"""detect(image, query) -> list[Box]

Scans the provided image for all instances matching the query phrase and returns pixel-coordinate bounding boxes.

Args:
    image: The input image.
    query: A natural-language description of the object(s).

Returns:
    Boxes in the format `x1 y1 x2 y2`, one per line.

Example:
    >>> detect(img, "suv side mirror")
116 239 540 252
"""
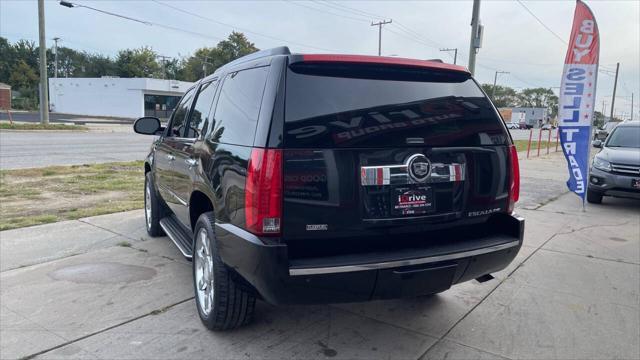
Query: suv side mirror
592 139 602 148
134 117 163 135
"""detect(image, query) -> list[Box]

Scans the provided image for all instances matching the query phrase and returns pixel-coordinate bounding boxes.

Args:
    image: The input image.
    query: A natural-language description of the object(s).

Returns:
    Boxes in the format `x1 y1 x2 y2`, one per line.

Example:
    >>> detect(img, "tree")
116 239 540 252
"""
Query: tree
9 60 38 90
115 47 160 78
181 32 259 81
212 32 259 67
162 57 183 80
181 48 211 81
12 40 39 71
481 84 518 108
593 111 605 128
8 60 39 109
82 53 118 77
516 88 559 117
0 37 14 83
2 31 258 86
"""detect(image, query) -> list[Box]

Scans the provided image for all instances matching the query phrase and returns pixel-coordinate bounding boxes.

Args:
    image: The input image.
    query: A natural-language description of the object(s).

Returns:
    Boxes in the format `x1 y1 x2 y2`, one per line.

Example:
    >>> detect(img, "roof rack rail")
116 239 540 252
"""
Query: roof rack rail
217 46 291 72
425 59 444 63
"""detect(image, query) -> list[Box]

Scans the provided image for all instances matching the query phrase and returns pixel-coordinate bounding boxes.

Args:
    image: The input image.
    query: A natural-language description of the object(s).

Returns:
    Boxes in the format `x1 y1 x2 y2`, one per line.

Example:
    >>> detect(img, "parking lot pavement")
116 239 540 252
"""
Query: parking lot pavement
0 154 638 360
508 128 558 141
0 129 151 169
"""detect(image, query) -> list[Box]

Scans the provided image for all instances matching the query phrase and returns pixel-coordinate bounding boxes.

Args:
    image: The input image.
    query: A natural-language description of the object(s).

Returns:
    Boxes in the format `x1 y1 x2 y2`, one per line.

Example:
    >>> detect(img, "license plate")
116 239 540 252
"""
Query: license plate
632 179 640 189
391 186 434 216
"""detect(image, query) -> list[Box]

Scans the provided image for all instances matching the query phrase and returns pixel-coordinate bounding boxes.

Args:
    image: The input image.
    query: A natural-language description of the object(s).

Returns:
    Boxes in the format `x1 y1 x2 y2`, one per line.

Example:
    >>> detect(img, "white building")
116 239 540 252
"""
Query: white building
49 77 194 119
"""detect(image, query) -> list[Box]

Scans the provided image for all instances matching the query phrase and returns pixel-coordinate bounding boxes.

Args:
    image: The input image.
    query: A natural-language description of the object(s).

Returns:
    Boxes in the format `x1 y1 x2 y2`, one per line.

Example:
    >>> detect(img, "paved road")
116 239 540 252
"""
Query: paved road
0 126 554 170
0 131 153 169
1 152 638 360
0 111 132 124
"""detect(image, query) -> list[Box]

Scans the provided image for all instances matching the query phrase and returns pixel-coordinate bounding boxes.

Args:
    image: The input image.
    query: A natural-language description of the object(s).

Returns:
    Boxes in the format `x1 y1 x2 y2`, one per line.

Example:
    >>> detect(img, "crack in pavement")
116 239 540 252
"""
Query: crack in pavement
538 247 640 266
77 218 141 242
18 298 194 360
415 219 633 359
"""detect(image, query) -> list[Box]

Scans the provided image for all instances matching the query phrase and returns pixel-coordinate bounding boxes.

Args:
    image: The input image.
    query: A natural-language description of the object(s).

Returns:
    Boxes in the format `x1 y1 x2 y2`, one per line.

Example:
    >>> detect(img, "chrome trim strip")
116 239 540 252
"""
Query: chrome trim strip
157 184 188 206
289 240 520 276
361 162 465 186
159 220 192 259
610 163 640 175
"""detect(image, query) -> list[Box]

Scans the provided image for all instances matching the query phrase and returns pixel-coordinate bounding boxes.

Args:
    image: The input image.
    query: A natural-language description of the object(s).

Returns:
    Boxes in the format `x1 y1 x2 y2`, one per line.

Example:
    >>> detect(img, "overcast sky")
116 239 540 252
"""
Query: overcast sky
1 0 638 119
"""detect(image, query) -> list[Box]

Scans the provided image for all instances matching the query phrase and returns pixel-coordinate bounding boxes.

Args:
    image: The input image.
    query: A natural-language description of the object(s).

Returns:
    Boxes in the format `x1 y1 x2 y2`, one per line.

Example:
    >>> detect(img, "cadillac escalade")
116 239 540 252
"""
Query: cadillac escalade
133 47 525 330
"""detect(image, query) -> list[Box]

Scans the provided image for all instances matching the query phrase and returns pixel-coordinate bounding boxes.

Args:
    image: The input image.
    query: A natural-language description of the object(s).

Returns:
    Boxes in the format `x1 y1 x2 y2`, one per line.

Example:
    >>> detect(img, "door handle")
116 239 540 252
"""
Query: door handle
185 158 198 168
167 154 175 161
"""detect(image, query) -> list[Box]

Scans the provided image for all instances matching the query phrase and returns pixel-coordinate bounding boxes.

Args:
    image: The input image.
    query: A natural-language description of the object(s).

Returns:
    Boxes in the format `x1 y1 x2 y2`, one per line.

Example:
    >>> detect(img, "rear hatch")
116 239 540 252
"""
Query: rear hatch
280 57 514 259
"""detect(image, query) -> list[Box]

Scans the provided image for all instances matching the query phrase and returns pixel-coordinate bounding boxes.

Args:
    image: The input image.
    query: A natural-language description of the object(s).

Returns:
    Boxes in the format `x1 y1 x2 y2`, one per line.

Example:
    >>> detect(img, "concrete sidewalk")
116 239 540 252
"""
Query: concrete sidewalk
1 152 638 360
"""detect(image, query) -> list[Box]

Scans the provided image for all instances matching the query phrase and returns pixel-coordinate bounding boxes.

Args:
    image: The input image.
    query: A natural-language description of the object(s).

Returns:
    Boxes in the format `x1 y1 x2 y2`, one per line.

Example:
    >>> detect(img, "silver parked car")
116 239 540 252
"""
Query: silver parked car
593 121 620 141
588 121 640 203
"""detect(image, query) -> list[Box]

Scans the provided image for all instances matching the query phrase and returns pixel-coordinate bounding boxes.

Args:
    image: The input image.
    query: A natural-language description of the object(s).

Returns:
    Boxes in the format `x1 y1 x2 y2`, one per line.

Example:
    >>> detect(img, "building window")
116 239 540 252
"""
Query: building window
144 94 181 119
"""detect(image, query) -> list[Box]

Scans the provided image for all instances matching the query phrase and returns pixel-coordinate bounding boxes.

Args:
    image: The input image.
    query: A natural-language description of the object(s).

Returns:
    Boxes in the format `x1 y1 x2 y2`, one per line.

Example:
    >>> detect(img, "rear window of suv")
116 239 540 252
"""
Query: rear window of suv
284 63 508 148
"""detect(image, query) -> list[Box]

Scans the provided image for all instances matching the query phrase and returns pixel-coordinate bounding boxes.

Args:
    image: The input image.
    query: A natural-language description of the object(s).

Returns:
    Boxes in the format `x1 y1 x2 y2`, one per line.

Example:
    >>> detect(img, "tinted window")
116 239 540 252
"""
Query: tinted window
186 80 219 138
168 87 196 137
606 126 640 148
604 122 618 132
211 66 269 145
285 66 508 148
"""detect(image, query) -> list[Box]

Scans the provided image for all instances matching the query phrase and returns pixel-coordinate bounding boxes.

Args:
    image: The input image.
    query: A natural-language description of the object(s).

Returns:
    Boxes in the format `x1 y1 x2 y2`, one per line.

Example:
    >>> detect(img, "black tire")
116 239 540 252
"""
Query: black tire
587 188 603 204
144 172 165 237
193 212 256 331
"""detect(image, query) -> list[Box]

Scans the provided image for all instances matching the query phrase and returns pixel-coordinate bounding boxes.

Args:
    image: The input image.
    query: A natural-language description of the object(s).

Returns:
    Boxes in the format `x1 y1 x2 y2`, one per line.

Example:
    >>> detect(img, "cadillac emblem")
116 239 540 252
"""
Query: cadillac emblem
406 154 432 183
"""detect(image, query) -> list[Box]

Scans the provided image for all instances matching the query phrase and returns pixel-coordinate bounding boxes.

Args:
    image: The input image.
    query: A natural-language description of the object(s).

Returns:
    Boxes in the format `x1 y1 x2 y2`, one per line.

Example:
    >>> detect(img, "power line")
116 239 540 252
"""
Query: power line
285 0 370 23
392 22 443 48
290 0 443 51
60 1 151 25
385 27 438 50
59 1 225 42
152 0 338 52
515 0 567 45
315 0 441 47
322 1 385 20
312 0 377 20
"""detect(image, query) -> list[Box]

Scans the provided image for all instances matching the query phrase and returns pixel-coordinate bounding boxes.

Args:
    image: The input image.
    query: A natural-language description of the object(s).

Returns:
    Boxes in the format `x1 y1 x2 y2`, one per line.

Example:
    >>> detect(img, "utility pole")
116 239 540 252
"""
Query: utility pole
38 0 49 124
602 100 607 117
156 55 170 79
371 19 392 56
202 55 213 77
609 62 619 122
631 93 634 121
468 0 481 75
491 71 509 101
439 48 458 64
53 37 60 78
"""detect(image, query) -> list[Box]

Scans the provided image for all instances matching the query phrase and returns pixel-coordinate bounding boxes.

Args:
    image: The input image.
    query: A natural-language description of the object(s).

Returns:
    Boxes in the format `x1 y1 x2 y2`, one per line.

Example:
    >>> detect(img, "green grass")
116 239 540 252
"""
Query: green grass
0 161 144 231
0 122 88 131
513 140 559 153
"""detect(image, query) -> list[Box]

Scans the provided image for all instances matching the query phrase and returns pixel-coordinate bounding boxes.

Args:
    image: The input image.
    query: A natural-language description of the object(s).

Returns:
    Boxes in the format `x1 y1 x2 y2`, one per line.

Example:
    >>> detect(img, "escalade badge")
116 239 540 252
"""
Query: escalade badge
407 154 432 183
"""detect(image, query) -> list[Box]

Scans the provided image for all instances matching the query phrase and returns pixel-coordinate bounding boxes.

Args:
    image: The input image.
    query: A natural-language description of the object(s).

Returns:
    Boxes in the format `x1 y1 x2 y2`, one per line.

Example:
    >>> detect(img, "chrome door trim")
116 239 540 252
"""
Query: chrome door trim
158 184 188 206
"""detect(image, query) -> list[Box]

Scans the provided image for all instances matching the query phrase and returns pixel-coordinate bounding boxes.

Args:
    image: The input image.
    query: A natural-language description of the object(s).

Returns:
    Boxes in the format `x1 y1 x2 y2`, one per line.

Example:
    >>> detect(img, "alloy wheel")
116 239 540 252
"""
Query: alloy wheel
195 228 214 316
144 180 152 230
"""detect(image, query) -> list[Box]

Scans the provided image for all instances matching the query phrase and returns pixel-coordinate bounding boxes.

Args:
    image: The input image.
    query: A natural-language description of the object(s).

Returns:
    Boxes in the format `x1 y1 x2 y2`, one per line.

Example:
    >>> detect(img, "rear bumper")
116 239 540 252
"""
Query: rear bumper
215 214 524 305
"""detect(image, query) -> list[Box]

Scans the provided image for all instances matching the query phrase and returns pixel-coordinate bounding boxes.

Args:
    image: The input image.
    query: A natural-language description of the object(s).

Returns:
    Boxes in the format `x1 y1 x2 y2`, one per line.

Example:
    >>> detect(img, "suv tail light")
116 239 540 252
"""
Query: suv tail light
245 148 282 236
508 145 520 213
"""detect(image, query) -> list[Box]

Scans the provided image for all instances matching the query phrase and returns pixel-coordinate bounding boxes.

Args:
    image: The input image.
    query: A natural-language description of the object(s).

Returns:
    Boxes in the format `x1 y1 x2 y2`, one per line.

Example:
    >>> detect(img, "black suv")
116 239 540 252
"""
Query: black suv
134 47 525 330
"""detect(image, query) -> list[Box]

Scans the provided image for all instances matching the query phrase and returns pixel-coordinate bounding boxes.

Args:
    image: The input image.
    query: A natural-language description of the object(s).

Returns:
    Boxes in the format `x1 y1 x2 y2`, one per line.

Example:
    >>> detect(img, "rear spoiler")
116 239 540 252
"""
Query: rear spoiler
290 54 470 74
